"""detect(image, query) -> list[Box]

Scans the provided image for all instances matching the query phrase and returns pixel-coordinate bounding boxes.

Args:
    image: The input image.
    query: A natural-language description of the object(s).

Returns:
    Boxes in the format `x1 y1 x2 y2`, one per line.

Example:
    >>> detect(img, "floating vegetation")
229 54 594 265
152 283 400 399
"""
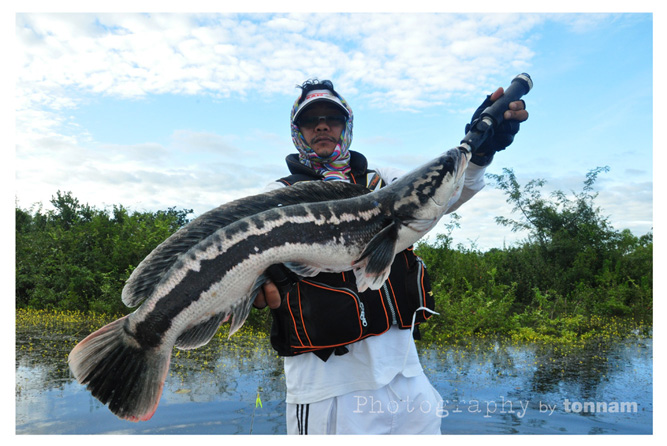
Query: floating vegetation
15 308 285 401
16 308 651 395
16 308 651 367
507 314 652 347
16 309 121 372
420 306 651 350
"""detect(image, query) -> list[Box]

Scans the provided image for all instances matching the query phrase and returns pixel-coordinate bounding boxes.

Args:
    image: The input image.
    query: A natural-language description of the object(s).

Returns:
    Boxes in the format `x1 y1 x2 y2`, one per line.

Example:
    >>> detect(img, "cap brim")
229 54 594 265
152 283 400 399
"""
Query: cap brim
293 91 349 123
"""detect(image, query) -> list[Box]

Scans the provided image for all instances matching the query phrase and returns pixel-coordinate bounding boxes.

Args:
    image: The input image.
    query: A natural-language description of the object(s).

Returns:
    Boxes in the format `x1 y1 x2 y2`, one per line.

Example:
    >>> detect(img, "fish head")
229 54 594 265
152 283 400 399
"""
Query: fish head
390 147 470 244
422 147 469 208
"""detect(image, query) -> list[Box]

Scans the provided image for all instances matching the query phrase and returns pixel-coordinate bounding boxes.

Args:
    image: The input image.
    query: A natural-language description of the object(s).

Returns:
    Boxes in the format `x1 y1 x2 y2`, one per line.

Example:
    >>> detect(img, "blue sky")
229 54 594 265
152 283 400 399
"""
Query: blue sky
13 10 656 251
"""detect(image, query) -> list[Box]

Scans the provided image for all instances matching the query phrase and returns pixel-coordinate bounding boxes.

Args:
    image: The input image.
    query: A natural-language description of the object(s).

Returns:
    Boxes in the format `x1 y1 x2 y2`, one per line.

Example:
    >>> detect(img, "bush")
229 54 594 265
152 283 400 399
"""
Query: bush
15 191 193 314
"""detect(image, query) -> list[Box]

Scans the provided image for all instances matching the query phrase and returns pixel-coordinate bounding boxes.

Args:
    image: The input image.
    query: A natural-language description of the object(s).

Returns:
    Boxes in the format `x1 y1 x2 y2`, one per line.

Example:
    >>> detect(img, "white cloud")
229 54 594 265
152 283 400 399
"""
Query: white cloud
16 13 544 111
14 12 650 249
424 187 526 251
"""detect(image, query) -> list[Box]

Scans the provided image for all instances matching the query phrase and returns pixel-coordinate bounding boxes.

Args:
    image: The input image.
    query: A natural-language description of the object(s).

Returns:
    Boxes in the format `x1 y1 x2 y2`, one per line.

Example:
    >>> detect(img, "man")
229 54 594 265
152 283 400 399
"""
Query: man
254 79 528 434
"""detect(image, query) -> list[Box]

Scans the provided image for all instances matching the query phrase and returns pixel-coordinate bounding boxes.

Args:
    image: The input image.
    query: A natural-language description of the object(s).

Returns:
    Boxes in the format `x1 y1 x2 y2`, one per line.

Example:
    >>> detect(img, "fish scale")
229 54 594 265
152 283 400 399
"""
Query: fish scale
68 146 470 421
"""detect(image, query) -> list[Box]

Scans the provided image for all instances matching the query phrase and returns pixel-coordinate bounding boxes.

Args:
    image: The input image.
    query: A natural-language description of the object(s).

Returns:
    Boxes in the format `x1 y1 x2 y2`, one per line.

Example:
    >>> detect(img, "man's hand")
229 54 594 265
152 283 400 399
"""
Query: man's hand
489 87 529 122
254 280 282 309
467 86 529 166
254 264 298 310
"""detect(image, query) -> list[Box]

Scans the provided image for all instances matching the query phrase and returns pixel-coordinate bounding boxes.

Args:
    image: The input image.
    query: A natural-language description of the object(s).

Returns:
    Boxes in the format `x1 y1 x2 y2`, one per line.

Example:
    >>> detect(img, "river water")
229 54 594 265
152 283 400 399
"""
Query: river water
15 321 652 435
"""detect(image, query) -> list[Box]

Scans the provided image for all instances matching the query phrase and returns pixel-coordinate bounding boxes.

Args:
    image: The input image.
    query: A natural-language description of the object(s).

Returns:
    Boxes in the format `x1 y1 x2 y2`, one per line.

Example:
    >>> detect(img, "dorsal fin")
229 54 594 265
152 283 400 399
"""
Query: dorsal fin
122 182 371 307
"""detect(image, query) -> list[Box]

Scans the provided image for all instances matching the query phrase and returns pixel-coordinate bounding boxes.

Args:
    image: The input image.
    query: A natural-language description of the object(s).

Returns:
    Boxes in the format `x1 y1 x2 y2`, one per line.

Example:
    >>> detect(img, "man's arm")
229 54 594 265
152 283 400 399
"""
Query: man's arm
445 162 487 214
446 87 529 213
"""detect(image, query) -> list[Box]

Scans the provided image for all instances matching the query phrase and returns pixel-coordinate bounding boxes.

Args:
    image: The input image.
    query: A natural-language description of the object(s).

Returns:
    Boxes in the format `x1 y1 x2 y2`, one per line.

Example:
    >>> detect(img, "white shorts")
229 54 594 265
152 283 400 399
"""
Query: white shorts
286 372 443 435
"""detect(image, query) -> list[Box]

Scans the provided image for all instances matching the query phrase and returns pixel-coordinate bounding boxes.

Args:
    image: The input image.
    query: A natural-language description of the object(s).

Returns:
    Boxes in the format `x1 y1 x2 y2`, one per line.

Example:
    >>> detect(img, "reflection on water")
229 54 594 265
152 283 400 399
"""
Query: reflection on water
420 336 652 434
16 317 652 435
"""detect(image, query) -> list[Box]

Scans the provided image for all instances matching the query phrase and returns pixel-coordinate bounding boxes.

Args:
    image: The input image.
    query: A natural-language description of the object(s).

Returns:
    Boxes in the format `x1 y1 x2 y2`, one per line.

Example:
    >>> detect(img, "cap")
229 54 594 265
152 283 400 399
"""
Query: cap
293 89 349 123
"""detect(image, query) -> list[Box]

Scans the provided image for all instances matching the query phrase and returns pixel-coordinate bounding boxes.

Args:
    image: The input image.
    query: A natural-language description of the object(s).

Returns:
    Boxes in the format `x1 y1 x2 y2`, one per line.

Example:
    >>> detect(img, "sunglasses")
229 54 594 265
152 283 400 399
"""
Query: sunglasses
295 115 347 129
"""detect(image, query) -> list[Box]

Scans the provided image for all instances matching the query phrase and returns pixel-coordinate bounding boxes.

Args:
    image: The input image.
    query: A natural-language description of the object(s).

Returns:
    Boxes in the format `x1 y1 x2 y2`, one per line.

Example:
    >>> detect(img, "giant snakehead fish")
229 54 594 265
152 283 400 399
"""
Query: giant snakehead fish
68 146 470 421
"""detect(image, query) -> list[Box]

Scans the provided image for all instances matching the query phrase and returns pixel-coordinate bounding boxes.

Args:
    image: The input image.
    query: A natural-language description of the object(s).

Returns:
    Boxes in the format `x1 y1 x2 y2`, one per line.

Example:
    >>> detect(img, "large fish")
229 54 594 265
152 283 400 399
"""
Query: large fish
68 146 470 421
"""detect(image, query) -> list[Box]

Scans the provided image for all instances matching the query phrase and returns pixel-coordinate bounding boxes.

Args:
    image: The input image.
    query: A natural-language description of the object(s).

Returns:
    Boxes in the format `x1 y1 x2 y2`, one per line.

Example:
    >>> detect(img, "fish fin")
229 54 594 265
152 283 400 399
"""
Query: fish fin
68 315 171 422
284 262 323 278
227 274 267 337
353 221 399 292
175 312 227 350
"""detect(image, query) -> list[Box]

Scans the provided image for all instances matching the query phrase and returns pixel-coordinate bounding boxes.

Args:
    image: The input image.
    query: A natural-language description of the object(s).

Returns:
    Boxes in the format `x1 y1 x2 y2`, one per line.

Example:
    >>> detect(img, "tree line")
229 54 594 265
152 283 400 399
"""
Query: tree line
16 191 193 314
15 169 652 337
415 167 652 338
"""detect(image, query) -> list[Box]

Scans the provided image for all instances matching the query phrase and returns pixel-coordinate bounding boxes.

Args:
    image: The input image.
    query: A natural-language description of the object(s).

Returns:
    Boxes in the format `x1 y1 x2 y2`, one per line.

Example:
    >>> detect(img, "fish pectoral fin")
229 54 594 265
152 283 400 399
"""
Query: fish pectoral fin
353 266 393 293
227 274 267 337
353 221 398 292
178 274 268 347
175 312 227 350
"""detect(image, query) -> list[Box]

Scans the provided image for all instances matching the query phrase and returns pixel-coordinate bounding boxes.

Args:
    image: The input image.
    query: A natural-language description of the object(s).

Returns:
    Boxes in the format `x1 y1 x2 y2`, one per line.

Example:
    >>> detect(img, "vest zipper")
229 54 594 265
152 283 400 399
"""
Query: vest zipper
382 283 398 325
358 301 368 327
416 257 425 306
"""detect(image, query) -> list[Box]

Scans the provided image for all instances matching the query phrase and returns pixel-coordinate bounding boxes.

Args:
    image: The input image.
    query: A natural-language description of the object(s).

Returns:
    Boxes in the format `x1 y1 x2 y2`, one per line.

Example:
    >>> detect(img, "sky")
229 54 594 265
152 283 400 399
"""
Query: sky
11 8 657 252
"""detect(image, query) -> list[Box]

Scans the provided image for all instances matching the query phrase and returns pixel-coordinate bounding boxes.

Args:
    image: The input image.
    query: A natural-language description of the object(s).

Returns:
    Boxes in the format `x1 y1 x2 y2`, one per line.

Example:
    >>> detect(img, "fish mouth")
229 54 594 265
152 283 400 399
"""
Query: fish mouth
454 146 470 177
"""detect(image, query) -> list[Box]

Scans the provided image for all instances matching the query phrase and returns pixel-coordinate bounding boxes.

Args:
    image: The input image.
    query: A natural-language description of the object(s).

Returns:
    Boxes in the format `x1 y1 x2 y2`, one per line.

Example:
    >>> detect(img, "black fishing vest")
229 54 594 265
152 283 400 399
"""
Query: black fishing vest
269 152 435 361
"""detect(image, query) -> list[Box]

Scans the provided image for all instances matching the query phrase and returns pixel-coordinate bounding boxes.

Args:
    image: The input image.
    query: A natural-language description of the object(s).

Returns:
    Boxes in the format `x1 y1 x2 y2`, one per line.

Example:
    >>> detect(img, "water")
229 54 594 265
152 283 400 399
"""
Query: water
419 337 653 434
15 321 652 435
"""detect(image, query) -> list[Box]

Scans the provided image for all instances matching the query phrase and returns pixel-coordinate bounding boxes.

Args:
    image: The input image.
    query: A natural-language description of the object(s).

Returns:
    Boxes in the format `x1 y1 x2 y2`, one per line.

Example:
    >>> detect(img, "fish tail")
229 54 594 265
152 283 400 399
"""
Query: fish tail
67 315 171 422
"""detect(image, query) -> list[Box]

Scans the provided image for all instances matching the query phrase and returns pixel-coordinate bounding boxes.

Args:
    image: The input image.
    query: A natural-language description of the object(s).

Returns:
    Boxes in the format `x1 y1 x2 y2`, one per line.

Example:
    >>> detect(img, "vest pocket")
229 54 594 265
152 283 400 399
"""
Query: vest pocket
387 251 435 328
286 279 390 353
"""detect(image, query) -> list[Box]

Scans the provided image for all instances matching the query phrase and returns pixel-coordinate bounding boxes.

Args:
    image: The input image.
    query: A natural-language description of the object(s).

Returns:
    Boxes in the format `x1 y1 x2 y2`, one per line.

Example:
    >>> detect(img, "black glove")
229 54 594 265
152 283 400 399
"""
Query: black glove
265 264 299 296
465 95 523 166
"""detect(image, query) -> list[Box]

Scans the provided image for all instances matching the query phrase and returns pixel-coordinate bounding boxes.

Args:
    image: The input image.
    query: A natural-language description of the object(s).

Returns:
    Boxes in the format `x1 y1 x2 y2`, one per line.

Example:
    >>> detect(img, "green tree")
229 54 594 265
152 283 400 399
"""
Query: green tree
15 192 193 314
487 167 652 319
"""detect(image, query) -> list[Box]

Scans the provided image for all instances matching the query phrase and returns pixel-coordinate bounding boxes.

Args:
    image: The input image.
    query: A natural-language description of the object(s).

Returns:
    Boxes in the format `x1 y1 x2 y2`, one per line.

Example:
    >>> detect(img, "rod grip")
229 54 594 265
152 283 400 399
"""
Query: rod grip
460 73 533 154
480 73 533 126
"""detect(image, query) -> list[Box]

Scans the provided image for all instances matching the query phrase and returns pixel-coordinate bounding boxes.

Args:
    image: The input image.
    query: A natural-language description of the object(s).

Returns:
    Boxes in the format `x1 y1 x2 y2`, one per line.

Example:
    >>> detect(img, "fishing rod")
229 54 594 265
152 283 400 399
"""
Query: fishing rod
460 73 533 154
